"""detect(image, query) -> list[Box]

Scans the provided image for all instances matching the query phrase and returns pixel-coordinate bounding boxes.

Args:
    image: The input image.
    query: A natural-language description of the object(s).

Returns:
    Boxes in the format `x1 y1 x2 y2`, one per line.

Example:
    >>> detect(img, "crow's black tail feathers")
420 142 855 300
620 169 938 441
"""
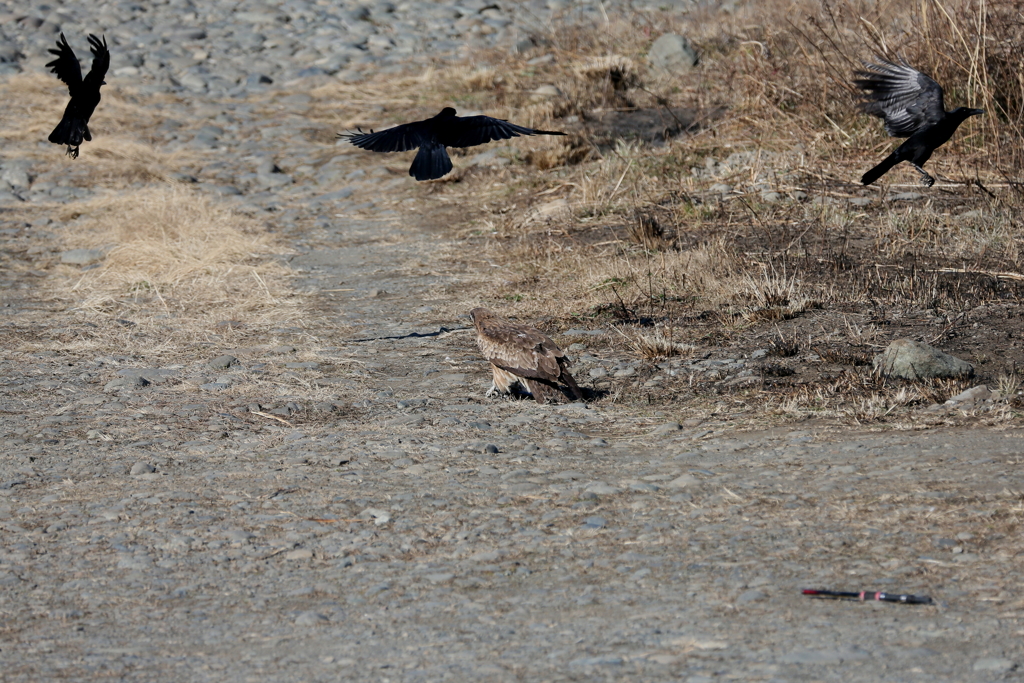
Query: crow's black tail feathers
861 152 898 186
410 142 453 181
49 116 89 147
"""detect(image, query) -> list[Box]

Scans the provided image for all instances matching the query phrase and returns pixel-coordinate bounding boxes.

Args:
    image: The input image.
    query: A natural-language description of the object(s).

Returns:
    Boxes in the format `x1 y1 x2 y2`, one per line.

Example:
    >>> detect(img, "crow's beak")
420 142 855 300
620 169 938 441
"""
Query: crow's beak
970 108 985 116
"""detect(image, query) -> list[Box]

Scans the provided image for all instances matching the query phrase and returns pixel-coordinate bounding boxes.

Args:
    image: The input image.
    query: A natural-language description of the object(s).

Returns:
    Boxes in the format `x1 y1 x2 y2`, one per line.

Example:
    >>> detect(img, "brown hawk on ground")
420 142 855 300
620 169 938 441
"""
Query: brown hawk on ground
469 307 584 404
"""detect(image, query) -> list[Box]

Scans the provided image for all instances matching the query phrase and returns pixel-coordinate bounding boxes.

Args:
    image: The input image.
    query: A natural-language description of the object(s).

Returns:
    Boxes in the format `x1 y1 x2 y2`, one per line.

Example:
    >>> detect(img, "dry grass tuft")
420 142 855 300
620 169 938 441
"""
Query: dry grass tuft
51 186 297 320
461 67 502 91
627 209 667 250
743 266 799 309
618 327 699 360
79 138 201 187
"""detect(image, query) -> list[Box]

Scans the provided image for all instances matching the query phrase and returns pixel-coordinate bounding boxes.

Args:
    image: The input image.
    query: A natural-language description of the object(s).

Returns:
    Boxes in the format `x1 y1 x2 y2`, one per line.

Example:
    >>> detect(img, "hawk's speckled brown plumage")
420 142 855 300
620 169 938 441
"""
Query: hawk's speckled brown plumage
469 307 583 404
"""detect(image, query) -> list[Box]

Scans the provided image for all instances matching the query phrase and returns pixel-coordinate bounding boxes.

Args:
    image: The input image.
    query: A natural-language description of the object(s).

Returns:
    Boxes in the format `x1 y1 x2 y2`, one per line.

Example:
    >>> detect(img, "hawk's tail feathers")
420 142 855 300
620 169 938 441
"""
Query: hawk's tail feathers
561 369 584 402
523 378 562 405
410 142 453 181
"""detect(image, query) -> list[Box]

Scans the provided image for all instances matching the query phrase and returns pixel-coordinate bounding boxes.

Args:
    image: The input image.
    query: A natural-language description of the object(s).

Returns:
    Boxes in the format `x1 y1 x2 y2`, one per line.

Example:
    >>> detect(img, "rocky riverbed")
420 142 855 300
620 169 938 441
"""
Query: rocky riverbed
2 1 1023 681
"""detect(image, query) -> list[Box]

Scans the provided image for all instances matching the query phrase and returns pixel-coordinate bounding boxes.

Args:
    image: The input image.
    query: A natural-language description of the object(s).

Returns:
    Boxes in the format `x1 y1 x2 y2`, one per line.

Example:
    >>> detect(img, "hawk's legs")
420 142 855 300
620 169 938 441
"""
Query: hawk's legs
913 164 935 187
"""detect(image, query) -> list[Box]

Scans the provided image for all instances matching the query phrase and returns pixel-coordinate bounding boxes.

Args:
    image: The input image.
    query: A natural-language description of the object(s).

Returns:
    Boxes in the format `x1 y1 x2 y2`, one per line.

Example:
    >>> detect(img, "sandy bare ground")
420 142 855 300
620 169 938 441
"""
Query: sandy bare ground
2 2 1024 679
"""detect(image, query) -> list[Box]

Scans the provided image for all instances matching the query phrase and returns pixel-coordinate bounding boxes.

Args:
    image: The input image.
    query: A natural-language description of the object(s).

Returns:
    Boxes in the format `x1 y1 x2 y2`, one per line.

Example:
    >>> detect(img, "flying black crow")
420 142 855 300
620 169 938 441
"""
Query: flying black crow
855 57 983 187
46 33 109 159
338 107 566 181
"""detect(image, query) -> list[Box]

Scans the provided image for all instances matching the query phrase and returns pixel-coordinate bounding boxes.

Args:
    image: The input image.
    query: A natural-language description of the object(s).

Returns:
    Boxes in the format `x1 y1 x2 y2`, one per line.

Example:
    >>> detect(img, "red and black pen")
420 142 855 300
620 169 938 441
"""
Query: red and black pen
803 589 933 605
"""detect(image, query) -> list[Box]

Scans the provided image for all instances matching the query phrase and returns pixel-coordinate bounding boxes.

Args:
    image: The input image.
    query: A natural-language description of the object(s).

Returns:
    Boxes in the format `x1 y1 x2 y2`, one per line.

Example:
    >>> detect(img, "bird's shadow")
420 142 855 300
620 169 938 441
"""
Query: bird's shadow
578 386 610 402
497 384 608 404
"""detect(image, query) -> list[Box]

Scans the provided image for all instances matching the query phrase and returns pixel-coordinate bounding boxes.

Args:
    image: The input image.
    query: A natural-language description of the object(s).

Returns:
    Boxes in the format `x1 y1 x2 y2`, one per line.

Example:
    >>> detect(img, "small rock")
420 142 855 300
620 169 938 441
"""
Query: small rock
569 655 624 667
945 384 991 404
467 149 509 169
530 84 563 101
873 339 974 380
781 647 868 664
357 508 391 526
709 183 733 194
103 376 149 392
294 611 329 626
533 198 570 220
60 248 106 266
972 658 1016 673
208 355 238 370
270 345 297 354
1 168 30 189
666 474 700 488
284 548 314 561
582 516 606 529
649 33 698 72
651 422 682 436
737 589 766 604
130 462 156 476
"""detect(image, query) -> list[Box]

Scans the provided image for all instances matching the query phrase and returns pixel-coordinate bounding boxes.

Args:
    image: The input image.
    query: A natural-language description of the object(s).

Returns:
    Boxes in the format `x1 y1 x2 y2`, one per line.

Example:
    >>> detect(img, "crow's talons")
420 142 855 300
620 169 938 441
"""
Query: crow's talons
66 146 80 160
914 166 935 187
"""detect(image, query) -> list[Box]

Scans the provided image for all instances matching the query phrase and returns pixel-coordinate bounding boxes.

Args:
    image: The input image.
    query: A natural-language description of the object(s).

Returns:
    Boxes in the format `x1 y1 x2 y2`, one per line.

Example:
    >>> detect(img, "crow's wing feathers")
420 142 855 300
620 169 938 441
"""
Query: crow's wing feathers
46 33 83 91
341 121 432 153
855 59 945 137
83 34 109 88
445 116 558 148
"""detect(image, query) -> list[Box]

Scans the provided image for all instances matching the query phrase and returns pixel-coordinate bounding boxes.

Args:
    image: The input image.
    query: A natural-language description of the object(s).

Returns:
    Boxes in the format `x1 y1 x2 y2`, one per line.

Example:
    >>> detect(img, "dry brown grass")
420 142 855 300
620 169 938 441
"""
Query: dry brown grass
49 186 299 322
81 138 202 188
398 0 1024 425
0 73 168 146
616 327 699 360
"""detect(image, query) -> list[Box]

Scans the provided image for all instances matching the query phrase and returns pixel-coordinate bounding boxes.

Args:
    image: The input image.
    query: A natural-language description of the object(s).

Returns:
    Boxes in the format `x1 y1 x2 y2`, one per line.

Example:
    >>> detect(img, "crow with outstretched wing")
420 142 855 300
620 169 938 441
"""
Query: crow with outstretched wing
339 107 565 180
855 57 983 187
47 33 109 159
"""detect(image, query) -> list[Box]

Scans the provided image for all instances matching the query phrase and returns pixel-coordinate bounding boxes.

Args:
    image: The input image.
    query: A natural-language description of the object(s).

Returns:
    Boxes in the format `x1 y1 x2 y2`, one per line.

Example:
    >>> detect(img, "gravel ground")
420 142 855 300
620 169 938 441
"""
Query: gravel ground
2 2 1024 681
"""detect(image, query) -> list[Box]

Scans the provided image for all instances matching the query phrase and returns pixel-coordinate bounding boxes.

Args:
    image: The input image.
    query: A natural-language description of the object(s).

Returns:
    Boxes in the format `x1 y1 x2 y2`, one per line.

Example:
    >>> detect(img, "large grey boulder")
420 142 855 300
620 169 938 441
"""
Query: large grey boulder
649 34 698 73
873 339 974 380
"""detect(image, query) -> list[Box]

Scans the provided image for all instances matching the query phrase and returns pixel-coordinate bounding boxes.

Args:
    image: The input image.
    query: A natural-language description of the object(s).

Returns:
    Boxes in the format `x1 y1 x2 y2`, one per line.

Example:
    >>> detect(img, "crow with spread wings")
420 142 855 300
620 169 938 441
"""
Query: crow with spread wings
855 57 983 187
46 33 109 159
339 107 566 181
